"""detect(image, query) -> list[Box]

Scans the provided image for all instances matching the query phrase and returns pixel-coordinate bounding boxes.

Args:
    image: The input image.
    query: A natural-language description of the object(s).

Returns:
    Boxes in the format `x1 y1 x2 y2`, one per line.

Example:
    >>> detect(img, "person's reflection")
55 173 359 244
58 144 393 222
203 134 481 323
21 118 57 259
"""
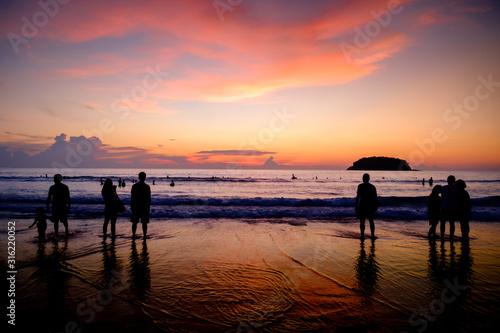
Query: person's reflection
428 240 462 285
27 239 70 331
129 239 151 301
426 239 474 330
100 240 121 287
457 241 473 290
44 239 70 328
354 239 380 304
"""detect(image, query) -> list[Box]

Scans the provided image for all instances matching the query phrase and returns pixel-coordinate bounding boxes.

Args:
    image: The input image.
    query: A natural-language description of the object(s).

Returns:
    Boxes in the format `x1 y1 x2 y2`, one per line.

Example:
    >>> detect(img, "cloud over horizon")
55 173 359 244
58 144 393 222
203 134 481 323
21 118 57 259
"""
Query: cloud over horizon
0 133 288 170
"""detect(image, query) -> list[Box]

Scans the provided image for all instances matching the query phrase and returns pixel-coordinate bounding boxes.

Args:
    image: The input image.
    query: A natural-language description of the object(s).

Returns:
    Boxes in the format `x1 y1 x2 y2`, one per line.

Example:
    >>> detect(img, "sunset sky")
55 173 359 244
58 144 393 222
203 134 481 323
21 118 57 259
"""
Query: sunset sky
1 0 499 170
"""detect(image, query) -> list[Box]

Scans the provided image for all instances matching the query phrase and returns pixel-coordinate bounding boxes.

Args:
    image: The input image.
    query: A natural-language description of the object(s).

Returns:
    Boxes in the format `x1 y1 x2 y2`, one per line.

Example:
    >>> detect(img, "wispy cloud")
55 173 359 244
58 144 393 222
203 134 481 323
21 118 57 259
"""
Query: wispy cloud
0 0 425 102
196 150 276 156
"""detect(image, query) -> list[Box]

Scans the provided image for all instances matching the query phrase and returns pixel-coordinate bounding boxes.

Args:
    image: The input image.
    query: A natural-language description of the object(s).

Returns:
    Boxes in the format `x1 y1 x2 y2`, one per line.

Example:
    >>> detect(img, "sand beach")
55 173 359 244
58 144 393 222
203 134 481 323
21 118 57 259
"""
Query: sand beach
3 217 500 333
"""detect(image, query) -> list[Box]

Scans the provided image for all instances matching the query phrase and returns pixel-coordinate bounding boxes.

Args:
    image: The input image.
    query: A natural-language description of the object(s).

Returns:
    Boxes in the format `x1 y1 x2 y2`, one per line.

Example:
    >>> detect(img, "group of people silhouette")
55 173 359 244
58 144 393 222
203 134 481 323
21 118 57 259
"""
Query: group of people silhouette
32 172 471 243
33 172 152 241
354 173 471 241
100 171 152 240
427 175 471 240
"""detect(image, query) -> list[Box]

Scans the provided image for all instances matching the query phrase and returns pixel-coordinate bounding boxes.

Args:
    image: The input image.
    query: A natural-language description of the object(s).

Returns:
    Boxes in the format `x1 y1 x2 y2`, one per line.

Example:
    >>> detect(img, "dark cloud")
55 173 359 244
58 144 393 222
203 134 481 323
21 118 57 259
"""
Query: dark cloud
4 132 53 141
0 133 232 170
262 156 279 169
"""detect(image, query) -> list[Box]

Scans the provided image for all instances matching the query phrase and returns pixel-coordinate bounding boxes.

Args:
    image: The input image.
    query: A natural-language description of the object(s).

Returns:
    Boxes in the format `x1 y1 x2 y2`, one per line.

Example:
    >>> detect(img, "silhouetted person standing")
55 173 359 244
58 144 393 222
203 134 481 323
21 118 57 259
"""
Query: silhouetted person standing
131 172 151 240
102 178 119 240
46 174 71 237
440 175 460 240
456 179 471 240
355 173 378 239
427 185 442 239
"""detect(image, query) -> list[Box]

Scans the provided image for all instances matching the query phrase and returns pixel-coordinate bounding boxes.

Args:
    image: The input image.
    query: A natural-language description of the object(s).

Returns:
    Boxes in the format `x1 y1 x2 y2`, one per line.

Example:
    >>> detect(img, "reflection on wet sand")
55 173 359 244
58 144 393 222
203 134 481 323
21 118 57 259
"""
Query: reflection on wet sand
100 240 122 288
129 239 151 301
422 239 474 332
354 239 381 306
28 239 71 331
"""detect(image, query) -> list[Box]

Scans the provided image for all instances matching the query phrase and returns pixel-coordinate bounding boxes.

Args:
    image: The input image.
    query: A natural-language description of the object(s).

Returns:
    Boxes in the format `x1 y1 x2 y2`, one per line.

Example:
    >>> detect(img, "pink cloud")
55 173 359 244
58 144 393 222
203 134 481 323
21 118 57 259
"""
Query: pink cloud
2 0 476 102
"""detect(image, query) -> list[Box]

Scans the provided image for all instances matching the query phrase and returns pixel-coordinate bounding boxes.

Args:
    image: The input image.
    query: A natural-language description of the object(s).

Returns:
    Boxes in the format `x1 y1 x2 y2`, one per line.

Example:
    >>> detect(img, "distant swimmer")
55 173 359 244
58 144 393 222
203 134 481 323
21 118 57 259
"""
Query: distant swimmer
152 180 155 185
170 180 175 187
291 174 297 180
422 178 425 186
429 177 433 186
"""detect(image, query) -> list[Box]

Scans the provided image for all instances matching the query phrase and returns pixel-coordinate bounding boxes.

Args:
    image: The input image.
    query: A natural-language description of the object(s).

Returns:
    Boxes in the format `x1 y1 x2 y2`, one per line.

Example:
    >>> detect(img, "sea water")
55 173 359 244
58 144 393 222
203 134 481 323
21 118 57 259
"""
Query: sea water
0 168 499 221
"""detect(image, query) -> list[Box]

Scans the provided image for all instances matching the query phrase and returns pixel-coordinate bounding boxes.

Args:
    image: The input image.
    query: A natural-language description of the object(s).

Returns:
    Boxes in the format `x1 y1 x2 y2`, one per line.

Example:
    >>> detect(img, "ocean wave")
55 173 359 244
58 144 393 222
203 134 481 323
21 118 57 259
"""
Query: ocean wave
2 194 498 207
2 195 499 221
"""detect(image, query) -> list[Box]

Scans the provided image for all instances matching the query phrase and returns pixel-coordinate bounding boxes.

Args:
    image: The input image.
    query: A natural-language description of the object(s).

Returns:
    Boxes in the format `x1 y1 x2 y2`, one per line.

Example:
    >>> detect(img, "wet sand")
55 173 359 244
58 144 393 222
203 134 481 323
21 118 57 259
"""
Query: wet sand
3 218 500 332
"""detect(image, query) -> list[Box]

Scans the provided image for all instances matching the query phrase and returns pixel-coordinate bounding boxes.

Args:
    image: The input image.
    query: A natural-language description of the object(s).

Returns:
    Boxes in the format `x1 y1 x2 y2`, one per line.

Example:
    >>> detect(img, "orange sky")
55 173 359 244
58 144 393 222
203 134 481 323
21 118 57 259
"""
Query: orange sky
0 0 499 170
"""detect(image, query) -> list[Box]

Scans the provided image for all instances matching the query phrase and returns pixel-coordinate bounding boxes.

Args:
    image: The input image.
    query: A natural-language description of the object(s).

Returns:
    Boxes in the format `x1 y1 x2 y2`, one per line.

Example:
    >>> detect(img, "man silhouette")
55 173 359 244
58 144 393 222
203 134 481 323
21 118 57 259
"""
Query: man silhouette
441 175 460 239
355 173 378 239
131 172 151 240
46 174 71 237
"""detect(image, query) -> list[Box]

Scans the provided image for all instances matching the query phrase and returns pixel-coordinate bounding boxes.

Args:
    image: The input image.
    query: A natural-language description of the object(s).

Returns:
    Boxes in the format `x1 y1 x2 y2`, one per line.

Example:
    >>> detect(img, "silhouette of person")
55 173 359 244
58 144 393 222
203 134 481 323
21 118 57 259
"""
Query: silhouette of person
427 185 442 239
291 174 297 180
131 172 151 239
455 179 471 240
46 174 71 237
429 177 433 186
30 207 48 242
170 180 175 187
440 175 460 240
355 173 378 239
102 178 119 240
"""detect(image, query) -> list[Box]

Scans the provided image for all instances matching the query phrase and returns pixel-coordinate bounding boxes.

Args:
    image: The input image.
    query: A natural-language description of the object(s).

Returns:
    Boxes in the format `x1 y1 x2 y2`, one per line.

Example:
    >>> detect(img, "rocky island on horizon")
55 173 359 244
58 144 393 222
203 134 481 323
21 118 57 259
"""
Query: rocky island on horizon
347 156 412 171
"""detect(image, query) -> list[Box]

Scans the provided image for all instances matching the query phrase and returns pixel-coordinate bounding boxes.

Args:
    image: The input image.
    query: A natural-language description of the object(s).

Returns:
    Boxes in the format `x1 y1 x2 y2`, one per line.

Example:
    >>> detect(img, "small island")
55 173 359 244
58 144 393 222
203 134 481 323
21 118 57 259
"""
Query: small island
347 156 412 171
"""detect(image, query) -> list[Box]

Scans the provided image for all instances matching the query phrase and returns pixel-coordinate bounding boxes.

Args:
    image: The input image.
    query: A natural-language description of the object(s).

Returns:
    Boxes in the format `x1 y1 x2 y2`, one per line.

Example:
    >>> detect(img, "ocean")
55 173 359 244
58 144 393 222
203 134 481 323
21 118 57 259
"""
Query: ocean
0 168 499 221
